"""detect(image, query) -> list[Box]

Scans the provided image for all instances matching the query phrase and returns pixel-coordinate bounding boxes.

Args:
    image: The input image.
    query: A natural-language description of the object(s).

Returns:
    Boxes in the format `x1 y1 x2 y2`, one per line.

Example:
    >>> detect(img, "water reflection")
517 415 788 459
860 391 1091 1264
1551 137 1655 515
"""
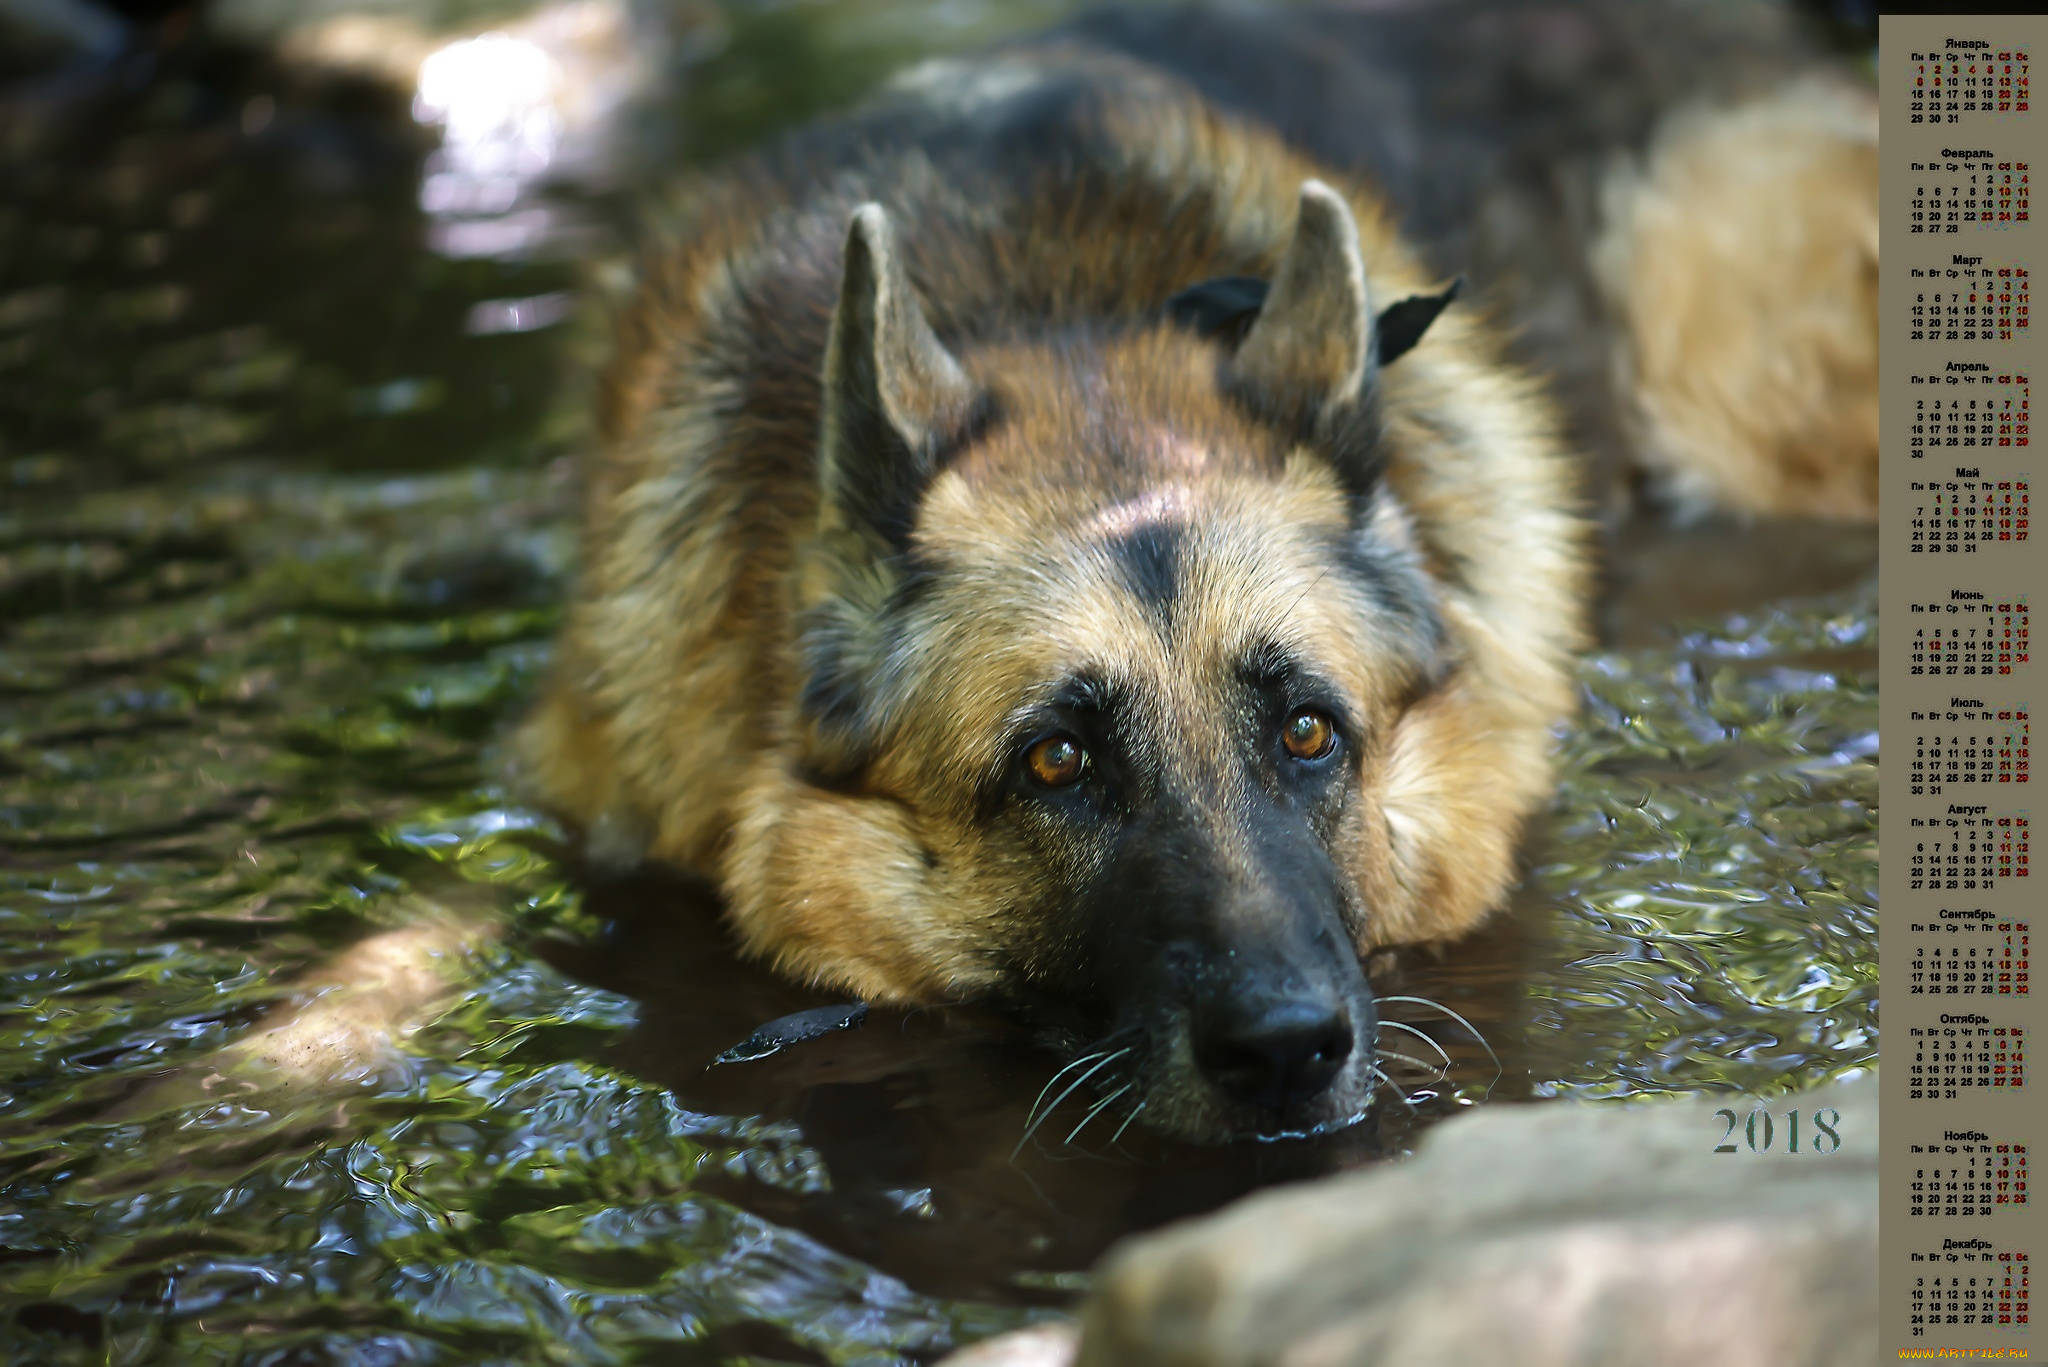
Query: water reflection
466 289 575 335
534 867 1497 1305
410 3 654 261
416 33 563 218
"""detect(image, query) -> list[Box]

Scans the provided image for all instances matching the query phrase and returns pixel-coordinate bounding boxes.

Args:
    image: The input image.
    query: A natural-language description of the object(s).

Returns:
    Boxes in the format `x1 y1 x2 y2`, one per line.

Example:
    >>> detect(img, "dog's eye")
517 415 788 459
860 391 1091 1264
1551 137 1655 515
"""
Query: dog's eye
1282 709 1337 761
1023 733 1089 787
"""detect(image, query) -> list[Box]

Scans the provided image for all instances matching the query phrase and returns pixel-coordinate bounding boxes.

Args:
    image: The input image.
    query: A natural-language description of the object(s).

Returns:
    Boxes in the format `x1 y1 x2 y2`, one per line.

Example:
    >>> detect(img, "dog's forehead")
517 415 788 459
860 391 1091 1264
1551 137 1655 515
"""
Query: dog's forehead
1081 482 1197 539
1128 425 1215 474
932 492 1362 697
923 387 1315 549
946 326 1261 475
923 434 1358 641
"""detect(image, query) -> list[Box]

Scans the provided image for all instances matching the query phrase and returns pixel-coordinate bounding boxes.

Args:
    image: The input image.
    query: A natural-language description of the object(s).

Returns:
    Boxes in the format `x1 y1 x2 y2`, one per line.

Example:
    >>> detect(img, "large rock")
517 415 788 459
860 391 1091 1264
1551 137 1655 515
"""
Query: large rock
947 1081 1876 1367
1084 1081 1876 1367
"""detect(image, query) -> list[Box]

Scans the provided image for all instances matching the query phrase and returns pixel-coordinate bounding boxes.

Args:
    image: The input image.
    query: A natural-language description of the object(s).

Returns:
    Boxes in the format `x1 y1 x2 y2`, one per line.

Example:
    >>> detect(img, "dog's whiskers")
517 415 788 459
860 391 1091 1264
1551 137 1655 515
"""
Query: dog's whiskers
1380 994 1503 1089
1375 1018 1451 1068
1013 1047 1132 1159
1369 1063 1418 1113
1065 1082 1134 1146
1376 1048 1444 1076
1023 1049 1108 1137
1110 1099 1148 1146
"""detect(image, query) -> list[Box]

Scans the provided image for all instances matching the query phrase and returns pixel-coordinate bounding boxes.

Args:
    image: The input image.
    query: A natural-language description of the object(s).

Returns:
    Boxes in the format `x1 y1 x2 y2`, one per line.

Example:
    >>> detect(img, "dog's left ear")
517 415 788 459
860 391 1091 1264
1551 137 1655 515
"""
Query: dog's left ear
1229 180 1377 428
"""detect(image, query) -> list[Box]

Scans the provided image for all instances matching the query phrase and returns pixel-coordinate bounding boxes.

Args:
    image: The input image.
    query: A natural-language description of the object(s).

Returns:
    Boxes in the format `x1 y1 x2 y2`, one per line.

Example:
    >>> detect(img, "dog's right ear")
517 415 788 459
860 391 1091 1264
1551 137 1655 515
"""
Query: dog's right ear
818 203 981 551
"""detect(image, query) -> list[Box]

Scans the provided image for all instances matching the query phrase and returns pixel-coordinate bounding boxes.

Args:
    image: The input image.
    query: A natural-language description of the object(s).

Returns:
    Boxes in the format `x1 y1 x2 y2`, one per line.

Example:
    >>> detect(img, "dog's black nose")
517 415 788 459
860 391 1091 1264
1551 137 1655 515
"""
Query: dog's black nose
1193 996 1353 1112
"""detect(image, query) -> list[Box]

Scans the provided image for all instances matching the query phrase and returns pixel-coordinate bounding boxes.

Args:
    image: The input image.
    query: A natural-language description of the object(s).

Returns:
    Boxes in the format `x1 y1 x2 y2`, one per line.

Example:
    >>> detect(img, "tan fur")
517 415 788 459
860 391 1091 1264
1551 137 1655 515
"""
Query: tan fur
1593 79 1879 520
521 53 1590 1079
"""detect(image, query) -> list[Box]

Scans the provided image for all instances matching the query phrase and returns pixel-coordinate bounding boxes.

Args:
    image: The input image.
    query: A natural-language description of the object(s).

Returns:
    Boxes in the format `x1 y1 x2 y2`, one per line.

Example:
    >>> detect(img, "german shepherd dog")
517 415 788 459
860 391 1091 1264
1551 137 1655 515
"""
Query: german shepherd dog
521 0 1875 1142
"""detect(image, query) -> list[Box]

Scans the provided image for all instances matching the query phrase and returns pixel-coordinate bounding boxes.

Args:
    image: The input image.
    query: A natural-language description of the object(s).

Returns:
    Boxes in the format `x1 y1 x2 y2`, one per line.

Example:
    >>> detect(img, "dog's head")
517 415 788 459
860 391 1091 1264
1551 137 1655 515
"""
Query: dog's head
749 183 1468 1142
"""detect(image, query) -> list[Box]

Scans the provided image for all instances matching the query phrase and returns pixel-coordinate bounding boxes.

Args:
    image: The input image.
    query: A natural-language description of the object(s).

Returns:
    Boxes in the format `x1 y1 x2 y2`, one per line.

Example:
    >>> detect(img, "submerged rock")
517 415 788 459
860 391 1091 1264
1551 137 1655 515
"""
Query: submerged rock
949 1079 1876 1367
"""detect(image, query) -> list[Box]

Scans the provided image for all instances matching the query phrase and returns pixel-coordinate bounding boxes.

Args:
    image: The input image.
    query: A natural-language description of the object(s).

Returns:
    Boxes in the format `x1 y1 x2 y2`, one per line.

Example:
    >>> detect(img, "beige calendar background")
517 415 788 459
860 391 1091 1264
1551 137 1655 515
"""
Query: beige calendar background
1884 15 2045 1359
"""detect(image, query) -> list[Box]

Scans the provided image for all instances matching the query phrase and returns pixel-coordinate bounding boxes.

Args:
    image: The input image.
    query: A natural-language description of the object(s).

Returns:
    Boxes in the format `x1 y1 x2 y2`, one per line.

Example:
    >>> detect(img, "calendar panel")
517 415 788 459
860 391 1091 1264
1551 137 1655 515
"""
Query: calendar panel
1907 370 2028 457
1886 22 2046 1355
1908 261 2030 344
1906 913 2032 998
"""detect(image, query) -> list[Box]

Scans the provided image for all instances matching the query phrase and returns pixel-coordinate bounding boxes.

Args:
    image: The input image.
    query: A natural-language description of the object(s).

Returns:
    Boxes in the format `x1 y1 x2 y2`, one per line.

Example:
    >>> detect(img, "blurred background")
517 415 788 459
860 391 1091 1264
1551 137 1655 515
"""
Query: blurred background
0 2 1878 1363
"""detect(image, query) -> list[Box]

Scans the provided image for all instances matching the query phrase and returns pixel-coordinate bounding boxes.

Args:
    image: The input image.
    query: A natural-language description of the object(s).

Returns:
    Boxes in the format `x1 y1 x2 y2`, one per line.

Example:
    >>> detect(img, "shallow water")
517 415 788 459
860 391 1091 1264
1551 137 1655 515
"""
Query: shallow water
1 7 1875 1362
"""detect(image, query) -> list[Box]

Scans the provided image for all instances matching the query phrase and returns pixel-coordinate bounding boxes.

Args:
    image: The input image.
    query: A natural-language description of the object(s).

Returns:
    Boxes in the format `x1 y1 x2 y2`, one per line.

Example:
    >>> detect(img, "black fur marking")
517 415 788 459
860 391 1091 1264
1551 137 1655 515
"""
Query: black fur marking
929 389 1004 481
1165 275 1269 344
798 551 941 773
1165 274 1459 367
1373 278 1461 366
792 757 868 796
835 389 1001 555
799 631 871 735
1049 674 1118 716
1323 525 1450 688
1110 520 1184 621
976 673 1127 823
1313 391 1393 506
1237 644 1358 750
1237 638 1301 691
